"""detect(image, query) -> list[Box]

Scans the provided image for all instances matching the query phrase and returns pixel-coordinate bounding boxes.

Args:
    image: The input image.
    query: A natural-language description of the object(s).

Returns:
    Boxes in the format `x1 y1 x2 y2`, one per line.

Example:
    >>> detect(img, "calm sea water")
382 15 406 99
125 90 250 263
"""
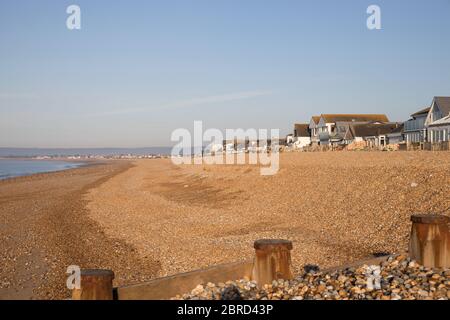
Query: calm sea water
0 159 84 180
0 147 172 157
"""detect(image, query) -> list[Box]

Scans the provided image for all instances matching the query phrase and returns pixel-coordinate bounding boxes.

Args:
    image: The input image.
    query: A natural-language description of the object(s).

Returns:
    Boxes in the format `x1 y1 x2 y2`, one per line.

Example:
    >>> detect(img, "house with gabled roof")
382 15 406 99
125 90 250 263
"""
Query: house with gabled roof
404 97 450 145
316 114 390 145
344 122 402 149
308 116 321 146
425 97 450 143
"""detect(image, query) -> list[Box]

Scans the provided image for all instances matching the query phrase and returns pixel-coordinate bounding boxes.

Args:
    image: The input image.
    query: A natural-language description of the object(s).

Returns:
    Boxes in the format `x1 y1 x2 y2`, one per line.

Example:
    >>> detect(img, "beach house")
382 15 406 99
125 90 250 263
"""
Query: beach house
316 114 390 146
404 107 430 143
308 116 321 146
386 124 404 145
404 97 450 145
344 122 402 149
424 97 450 143
428 115 450 144
293 124 311 149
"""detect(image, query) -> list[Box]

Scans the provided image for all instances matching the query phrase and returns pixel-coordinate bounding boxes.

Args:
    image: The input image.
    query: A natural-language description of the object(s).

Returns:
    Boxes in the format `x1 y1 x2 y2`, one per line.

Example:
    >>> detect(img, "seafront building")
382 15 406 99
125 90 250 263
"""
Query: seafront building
343 122 402 149
302 113 396 148
292 124 311 148
404 107 430 143
290 96 450 151
403 96 450 145
308 116 321 146
424 97 450 143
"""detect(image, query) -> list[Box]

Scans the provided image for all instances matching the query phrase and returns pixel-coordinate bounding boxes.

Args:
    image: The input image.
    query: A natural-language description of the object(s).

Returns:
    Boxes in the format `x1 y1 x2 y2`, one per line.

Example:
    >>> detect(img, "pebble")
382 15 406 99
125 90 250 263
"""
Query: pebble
173 257 450 300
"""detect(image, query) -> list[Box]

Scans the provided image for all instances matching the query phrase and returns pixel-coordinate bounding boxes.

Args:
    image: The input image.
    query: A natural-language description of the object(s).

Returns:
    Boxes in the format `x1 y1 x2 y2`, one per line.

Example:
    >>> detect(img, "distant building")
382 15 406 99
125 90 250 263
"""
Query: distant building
386 124 404 145
316 114 390 146
425 97 450 143
428 115 450 143
404 107 430 143
293 123 311 148
345 122 402 149
404 97 450 144
308 116 321 146
286 134 294 145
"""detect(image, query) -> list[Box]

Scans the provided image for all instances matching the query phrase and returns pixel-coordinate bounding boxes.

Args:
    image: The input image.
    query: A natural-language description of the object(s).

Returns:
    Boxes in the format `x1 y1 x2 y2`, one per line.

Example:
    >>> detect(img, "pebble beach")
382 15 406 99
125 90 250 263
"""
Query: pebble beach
174 255 450 300
1 151 450 299
85 152 450 279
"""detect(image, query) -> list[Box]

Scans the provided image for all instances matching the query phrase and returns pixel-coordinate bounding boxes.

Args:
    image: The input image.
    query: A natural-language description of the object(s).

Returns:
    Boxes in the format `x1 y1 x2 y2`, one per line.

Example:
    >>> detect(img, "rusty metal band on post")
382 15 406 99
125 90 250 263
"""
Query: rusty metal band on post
252 239 293 286
409 214 450 268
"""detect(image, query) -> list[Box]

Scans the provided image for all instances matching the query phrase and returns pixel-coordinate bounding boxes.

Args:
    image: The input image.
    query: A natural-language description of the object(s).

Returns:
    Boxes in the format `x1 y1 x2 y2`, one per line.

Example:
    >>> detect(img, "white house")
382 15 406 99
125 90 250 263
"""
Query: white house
425 97 450 143
308 116 321 146
428 115 450 143
293 123 311 149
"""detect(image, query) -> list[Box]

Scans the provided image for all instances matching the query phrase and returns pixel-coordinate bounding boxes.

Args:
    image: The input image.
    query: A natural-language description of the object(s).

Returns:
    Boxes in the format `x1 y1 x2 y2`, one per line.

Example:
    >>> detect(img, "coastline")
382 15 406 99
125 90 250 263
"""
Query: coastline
2 152 450 300
0 160 160 300
0 158 94 182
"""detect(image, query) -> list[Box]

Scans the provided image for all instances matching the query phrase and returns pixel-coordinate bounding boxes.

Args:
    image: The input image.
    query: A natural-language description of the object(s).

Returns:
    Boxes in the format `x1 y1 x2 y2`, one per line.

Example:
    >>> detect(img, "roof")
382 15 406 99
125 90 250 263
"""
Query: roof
311 116 321 124
386 123 404 135
294 123 310 137
320 114 389 123
411 107 431 117
343 127 354 140
350 123 401 137
434 97 450 116
389 123 404 134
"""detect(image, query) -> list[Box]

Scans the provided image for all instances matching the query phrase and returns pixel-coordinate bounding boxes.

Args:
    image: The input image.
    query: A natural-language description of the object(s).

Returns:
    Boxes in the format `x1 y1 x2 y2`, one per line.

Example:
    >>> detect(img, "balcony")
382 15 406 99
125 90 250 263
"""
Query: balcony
404 119 425 132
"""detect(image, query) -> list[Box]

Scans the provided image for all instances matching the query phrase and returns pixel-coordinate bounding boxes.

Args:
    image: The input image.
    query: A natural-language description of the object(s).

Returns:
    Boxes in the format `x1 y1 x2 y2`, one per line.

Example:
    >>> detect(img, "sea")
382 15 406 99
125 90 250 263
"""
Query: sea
0 147 174 180
0 159 84 180
0 147 173 158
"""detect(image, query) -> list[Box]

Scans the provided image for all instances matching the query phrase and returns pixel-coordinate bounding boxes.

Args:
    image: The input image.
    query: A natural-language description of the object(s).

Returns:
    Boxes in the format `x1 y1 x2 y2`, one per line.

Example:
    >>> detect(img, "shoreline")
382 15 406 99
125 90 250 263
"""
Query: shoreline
0 160 161 300
0 159 101 182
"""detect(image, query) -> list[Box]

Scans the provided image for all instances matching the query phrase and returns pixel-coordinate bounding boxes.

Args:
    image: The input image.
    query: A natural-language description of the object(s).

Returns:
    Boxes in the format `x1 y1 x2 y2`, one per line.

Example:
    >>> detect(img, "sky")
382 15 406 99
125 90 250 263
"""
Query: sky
1 0 450 148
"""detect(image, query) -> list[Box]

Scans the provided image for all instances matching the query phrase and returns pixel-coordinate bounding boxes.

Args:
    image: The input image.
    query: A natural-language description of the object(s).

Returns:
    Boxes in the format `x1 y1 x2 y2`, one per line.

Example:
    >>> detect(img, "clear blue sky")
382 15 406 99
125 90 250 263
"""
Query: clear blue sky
1 0 450 147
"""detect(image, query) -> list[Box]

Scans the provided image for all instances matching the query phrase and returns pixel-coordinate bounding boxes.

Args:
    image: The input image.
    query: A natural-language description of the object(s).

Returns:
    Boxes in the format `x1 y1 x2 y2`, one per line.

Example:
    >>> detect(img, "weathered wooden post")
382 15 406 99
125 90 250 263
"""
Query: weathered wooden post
252 239 293 286
409 214 450 268
72 269 115 300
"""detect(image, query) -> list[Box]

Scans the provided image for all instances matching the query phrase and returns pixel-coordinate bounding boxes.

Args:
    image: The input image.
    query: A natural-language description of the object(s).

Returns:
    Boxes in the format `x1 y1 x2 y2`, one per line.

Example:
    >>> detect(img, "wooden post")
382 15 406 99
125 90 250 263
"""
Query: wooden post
409 214 450 268
252 239 293 286
72 269 115 300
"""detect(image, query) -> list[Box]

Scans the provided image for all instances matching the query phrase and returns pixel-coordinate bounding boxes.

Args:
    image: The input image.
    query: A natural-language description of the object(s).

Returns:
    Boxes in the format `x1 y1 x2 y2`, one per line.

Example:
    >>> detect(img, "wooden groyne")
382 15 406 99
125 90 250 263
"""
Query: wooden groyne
70 214 450 300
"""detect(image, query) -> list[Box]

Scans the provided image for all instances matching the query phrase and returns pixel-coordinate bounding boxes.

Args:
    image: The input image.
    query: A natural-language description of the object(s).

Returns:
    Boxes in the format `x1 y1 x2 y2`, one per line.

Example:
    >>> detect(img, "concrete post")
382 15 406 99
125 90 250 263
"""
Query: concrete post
72 269 115 300
252 239 293 286
409 214 450 268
